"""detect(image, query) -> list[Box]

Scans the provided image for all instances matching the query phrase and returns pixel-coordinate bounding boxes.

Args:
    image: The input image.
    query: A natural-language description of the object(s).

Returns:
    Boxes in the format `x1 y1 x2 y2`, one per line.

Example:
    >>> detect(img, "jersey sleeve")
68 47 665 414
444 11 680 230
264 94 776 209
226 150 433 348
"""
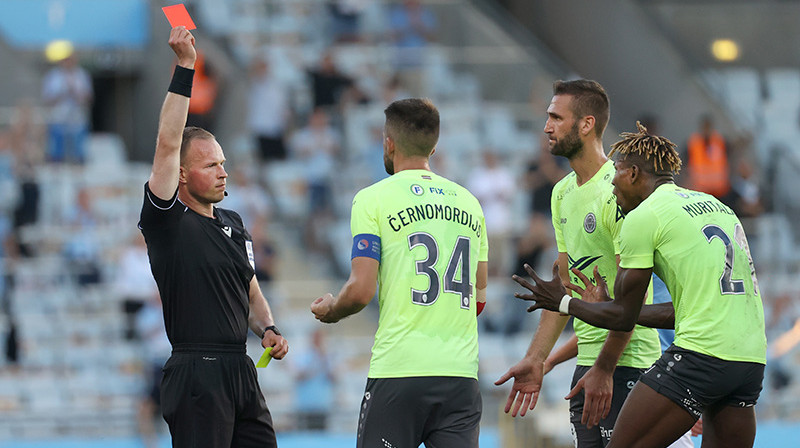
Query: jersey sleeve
478 210 489 263
602 193 625 255
618 206 658 269
138 182 182 230
551 182 566 253
350 188 381 261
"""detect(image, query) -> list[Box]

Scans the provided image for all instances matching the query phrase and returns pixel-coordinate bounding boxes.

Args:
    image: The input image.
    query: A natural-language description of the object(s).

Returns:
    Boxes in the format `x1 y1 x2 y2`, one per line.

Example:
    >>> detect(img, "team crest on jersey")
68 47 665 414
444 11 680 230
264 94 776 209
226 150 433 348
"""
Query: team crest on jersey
410 184 424 196
584 213 596 233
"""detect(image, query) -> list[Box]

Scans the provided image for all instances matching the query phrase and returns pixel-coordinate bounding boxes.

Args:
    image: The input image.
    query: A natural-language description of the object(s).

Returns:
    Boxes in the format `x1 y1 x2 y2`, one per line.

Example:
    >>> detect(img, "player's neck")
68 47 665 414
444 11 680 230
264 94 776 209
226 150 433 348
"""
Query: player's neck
393 157 431 174
569 140 607 186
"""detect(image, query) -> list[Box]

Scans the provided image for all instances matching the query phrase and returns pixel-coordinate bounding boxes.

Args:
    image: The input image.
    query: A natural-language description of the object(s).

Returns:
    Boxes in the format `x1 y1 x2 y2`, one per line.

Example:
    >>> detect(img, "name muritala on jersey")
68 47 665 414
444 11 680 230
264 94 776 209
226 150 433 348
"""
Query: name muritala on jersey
679 195 735 218
387 202 483 238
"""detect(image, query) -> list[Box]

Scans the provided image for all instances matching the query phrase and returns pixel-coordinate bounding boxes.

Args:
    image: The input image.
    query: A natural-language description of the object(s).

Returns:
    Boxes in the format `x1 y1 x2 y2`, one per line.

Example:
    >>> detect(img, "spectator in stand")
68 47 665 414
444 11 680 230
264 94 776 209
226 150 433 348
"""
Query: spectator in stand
116 233 159 339
185 51 219 133
684 114 732 205
289 108 341 255
730 158 764 219
41 50 93 164
63 188 103 286
513 135 566 278
468 151 515 277
221 165 272 230
307 51 356 111
387 0 436 67
135 293 171 448
326 0 366 43
248 57 291 163
292 328 336 431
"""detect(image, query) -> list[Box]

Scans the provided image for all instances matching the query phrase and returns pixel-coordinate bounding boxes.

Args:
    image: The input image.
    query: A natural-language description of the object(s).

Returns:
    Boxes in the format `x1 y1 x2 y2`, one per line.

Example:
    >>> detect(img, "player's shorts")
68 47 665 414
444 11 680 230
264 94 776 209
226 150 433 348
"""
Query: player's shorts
569 365 644 448
161 344 277 448
356 376 481 448
639 345 764 419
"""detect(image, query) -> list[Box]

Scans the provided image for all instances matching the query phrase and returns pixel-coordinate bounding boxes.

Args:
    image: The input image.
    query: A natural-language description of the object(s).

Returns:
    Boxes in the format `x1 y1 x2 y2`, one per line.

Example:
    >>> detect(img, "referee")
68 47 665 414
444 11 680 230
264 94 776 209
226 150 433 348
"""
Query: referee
138 27 289 448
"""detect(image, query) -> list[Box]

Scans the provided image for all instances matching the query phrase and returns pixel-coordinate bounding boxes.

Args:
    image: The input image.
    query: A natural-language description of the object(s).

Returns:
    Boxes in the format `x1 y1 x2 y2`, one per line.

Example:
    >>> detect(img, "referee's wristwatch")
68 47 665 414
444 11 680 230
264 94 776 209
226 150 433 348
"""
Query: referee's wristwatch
261 325 281 339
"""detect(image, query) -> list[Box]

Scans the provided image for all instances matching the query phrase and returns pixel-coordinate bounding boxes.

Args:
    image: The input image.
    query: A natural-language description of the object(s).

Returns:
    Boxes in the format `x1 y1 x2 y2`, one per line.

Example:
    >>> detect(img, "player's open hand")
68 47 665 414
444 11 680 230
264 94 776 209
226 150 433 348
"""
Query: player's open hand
512 263 567 313
566 266 612 304
262 330 288 360
564 364 612 428
494 356 544 417
311 293 339 323
168 26 196 68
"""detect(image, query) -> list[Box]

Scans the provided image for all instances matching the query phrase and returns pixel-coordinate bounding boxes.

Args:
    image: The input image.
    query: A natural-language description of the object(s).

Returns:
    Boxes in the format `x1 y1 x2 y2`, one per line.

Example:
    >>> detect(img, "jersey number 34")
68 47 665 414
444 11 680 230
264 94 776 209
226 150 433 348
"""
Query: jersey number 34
408 232 472 309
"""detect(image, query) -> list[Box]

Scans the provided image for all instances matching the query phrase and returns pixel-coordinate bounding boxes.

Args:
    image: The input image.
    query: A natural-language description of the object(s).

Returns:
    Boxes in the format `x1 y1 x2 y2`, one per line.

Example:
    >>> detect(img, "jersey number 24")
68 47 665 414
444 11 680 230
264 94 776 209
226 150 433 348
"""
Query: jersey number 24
702 223 759 296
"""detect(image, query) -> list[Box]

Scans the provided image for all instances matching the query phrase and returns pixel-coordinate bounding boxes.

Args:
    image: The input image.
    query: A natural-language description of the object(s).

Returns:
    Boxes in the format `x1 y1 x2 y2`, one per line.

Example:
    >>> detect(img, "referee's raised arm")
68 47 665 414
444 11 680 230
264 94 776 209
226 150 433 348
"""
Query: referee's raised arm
149 26 196 201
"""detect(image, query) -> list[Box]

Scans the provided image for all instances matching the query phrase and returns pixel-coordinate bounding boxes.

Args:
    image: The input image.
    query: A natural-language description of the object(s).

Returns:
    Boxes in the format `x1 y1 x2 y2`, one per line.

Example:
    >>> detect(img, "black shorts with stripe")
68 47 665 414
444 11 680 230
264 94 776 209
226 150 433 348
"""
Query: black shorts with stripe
639 345 764 419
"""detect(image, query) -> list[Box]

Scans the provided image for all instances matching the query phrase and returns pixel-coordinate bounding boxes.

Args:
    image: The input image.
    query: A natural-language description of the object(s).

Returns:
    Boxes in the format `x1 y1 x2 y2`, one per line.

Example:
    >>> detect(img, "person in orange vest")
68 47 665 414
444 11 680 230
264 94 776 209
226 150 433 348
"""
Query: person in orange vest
185 51 218 132
685 115 731 202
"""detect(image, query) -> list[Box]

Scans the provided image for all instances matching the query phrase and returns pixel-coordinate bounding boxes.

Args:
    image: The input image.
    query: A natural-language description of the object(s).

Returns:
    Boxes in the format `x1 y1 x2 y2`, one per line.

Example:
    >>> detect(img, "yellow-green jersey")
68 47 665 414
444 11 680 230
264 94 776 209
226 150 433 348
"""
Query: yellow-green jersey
619 184 766 364
552 160 661 368
350 169 488 379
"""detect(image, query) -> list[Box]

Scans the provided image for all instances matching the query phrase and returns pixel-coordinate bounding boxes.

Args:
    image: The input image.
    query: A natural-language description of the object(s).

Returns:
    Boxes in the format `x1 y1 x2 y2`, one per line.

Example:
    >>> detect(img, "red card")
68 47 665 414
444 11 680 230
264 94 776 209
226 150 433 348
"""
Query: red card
162 4 197 30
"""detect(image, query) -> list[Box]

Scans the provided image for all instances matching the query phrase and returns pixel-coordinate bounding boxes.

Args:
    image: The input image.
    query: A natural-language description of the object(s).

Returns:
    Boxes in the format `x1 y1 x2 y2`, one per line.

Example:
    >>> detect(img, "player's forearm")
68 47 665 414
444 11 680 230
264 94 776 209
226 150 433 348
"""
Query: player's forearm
525 310 570 362
636 303 675 329
594 329 633 372
329 279 373 321
567 299 638 332
547 334 578 368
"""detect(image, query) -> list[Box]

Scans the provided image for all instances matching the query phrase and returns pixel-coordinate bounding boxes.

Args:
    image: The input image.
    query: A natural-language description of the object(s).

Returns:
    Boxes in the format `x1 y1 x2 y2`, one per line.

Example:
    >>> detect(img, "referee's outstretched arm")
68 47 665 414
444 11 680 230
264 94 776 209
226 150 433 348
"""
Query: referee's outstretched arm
149 26 196 201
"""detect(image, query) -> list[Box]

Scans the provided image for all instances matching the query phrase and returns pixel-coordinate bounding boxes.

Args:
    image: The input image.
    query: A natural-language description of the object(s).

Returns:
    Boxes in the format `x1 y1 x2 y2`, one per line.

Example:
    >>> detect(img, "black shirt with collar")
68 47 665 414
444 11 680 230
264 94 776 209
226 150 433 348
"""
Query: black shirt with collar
138 183 255 347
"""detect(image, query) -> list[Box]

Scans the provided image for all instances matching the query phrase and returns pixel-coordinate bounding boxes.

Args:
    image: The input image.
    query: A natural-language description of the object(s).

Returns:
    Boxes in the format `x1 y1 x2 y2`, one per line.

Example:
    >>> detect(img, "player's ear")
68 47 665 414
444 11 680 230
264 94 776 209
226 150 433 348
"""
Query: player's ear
580 115 596 137
629 163 640 184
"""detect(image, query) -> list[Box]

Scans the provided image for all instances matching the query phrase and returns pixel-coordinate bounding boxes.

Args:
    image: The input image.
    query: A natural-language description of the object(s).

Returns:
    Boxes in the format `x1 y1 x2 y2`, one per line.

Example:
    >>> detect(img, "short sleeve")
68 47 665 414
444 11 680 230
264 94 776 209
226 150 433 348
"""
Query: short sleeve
551 184 566 253
350 189 379 237
479 213 489 263
138 182 181 230
602 193 624 255
618 207 657 269
350 189 381 261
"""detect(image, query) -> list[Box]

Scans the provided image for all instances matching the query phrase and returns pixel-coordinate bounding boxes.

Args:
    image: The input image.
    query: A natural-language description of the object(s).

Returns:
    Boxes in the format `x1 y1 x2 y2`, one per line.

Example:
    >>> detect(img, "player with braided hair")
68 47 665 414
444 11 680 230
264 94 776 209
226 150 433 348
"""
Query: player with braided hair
513 122 766 447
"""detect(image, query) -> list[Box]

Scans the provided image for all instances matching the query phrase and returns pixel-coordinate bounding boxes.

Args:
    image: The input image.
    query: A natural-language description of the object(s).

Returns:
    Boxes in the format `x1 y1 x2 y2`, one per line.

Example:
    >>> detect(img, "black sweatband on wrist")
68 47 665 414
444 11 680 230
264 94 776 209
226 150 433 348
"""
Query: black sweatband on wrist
168 65 194 97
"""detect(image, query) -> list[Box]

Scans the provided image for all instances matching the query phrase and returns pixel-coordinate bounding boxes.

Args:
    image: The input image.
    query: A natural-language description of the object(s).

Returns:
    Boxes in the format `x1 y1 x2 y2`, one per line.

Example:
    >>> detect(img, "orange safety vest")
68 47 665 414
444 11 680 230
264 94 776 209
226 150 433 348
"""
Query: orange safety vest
188 53 217 116
687 131 730 198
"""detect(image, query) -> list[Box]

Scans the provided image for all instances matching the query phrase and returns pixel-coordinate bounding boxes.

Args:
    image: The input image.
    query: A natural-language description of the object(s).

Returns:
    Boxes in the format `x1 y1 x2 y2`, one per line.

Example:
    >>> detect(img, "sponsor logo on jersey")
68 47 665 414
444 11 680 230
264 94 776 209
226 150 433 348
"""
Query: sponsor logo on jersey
615 205 624 222
584 212 596 233
222 225 232 238
410 184 424 196
568 254 603 272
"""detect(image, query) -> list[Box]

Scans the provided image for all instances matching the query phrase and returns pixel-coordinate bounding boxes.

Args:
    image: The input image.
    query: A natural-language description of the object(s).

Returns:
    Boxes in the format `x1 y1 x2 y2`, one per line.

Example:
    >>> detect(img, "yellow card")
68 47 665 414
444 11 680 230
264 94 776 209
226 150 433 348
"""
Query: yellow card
256 347 273 368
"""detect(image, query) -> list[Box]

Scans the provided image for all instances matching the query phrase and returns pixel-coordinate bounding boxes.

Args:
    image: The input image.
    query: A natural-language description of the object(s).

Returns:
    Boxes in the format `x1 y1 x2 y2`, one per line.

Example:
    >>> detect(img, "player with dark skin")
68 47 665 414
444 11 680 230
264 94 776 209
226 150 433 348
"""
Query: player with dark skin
513 123 764 448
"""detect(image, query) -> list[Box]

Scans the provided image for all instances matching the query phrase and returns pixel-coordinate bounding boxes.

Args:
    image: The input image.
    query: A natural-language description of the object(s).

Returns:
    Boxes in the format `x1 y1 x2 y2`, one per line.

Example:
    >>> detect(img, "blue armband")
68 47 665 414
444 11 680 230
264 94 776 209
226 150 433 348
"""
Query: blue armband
351 234 381 261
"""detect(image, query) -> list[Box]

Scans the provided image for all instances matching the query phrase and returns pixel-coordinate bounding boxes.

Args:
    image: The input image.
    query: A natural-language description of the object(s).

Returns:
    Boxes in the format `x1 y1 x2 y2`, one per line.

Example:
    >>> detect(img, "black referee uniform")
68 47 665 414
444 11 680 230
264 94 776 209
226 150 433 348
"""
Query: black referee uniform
139 183 277 448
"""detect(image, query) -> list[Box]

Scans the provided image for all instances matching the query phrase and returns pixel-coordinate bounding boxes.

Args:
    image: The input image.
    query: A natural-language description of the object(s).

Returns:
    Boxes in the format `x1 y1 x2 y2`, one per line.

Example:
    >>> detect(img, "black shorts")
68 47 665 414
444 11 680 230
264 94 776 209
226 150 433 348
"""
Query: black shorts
161 344 276 448
639 345 764 419
569 365 644 448
357 376 481 448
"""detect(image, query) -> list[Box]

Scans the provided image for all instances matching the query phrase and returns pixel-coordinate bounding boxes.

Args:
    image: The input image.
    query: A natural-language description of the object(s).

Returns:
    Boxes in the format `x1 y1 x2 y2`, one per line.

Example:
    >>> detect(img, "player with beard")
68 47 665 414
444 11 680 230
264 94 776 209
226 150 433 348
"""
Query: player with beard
496 80 661 447
514 122 765 447
311 98 488 448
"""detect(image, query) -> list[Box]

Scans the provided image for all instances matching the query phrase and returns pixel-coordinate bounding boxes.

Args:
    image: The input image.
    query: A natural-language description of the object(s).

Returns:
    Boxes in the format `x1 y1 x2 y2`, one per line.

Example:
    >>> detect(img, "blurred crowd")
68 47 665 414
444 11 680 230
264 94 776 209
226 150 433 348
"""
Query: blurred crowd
0 0 798 441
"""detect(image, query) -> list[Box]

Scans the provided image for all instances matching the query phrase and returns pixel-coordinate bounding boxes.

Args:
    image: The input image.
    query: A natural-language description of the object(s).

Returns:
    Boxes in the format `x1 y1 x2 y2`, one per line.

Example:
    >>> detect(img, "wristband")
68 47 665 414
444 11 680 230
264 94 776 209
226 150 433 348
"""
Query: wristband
558 294 572 314
168 65 194 97
261 325 281 338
